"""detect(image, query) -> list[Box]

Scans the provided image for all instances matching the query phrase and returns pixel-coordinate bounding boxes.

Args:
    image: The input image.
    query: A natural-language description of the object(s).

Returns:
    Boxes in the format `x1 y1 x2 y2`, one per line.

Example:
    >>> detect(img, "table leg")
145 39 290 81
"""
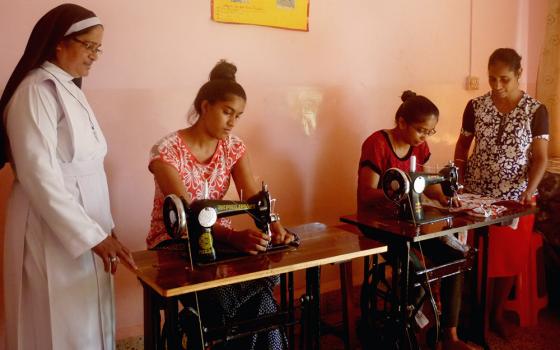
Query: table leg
473 227 490 349
397 241 415 349
280 273 296 350
143 283 160 350
164 297 181 350
340 261 357 350
389 245 401 347
289 272 295 350
281 273 287 311
359 255 374 330
304 266 321 350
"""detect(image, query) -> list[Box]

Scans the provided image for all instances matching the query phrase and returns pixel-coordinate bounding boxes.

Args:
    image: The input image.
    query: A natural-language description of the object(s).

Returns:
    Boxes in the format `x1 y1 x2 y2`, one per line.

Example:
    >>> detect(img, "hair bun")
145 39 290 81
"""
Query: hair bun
400 90 417 102
209 59 237 82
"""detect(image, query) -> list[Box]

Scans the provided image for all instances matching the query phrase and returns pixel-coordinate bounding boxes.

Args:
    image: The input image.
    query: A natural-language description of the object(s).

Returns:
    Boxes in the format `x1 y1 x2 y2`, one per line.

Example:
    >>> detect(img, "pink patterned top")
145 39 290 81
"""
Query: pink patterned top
147 131 246 248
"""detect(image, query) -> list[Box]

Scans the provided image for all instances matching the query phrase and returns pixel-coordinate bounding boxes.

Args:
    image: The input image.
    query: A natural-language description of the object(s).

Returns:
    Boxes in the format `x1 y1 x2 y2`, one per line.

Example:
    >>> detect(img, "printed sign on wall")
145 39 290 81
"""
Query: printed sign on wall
212 0 309 31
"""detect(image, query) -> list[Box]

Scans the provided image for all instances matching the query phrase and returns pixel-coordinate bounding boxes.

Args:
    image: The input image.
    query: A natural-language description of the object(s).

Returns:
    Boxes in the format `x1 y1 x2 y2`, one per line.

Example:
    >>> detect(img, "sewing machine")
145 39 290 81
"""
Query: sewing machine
382 158 461 225
162 183 280 264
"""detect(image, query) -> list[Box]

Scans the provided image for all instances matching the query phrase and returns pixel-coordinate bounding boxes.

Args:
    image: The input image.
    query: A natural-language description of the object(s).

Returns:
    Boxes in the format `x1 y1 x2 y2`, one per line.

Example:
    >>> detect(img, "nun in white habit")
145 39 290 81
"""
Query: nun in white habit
0 4 136 349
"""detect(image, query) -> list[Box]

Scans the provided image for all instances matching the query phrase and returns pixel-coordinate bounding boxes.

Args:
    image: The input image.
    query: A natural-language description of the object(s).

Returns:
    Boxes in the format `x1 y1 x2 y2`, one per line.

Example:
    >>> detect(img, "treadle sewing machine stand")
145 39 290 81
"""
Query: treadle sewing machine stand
341 201 537 350
340 159 536 349
139 273 296 350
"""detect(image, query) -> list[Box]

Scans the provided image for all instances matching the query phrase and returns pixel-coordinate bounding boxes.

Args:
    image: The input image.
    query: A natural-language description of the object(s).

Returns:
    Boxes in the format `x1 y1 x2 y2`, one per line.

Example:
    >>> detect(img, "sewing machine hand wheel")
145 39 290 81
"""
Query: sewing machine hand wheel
382 168 410 203
163 194 188 239
439 162 460 197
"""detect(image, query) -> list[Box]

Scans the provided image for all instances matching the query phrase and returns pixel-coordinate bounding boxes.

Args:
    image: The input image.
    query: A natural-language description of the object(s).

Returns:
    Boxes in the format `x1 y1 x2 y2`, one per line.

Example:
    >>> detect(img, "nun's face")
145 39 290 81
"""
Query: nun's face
54 25 103 78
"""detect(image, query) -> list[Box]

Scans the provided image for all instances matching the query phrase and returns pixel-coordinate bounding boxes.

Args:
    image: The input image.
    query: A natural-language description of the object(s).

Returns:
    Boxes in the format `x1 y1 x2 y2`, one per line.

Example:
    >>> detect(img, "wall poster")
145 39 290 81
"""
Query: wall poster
212 0 310 31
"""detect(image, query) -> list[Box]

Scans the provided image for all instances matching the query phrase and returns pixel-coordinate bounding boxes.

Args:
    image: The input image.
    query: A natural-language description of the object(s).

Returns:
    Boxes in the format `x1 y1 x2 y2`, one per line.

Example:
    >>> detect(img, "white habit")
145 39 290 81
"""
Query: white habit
3 61 115 350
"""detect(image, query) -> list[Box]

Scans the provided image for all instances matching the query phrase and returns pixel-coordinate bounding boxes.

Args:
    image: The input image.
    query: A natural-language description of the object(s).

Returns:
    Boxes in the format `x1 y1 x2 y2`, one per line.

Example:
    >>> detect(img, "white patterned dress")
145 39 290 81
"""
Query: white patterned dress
460 92 549 276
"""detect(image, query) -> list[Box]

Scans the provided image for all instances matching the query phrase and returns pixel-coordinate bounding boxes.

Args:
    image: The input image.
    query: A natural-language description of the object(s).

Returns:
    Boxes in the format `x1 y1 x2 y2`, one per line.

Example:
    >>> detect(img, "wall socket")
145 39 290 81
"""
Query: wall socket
466 75 480 90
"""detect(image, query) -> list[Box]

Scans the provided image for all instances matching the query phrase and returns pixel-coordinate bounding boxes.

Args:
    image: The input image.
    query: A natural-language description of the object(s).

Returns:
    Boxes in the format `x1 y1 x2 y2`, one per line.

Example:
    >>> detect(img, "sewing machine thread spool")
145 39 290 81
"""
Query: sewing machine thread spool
195 207 218 263
196 227 216 263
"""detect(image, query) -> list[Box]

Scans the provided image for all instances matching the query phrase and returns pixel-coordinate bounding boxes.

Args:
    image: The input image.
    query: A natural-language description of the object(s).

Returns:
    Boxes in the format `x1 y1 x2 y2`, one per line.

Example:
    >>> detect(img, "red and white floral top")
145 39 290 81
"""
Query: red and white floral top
147 131 246 248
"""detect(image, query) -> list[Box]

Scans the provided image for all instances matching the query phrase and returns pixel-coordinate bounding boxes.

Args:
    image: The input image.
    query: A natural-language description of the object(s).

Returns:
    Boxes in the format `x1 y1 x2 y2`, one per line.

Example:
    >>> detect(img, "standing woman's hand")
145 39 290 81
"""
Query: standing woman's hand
518 190 536 206
93 233 137 274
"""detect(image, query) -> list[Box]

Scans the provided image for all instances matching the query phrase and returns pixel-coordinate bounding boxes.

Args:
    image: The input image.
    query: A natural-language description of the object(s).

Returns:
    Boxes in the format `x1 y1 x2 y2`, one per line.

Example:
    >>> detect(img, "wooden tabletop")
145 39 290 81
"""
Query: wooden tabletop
127 223 387 297
341 201 538 243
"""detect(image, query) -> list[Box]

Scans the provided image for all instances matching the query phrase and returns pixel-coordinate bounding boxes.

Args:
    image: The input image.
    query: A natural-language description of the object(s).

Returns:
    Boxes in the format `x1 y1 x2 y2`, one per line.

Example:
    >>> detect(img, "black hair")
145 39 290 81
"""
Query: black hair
395 90 439 124
488 48 522 72
0 3 98 169
193 60 247 115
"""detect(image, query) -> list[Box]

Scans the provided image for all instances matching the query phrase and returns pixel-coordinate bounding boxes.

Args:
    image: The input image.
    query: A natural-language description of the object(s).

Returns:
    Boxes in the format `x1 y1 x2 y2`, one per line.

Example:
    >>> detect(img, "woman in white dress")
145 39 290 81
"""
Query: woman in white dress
0 4 136 349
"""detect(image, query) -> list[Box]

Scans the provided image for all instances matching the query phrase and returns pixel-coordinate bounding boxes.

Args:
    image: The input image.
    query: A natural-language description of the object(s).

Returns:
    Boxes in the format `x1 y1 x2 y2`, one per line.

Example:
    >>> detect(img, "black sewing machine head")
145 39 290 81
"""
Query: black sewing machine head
162 183 279 264
382 160 460 225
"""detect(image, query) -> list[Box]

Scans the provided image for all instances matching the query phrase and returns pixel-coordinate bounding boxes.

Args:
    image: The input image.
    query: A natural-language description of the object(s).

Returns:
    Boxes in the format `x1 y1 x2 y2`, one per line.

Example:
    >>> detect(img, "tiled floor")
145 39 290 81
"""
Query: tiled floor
116 335 143 350
484 308 560 350
116 291 560 350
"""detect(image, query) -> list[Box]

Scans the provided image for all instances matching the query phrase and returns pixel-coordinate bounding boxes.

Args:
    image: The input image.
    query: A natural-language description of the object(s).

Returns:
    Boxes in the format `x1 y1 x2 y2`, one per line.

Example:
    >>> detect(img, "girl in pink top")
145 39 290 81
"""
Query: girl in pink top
147 60 293 350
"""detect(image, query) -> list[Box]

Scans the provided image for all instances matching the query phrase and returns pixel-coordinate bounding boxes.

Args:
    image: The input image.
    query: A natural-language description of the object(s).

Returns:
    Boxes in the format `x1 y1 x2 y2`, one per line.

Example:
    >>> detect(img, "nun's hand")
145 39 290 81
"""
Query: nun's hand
93 234 138 274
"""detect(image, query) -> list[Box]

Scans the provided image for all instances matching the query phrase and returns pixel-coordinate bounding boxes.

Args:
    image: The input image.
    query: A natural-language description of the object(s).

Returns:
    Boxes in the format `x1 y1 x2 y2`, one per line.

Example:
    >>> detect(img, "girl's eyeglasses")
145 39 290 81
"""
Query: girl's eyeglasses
412 125 437 136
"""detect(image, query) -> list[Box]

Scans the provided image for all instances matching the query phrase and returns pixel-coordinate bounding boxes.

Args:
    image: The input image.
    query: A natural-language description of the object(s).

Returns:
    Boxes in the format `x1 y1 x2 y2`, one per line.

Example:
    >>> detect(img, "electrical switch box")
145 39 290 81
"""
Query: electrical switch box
466 76 480 90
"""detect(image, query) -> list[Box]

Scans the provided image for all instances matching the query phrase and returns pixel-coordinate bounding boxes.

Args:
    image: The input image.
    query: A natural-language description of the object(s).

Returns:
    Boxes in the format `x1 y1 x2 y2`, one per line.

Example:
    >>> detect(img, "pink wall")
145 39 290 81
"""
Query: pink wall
0 0 549 342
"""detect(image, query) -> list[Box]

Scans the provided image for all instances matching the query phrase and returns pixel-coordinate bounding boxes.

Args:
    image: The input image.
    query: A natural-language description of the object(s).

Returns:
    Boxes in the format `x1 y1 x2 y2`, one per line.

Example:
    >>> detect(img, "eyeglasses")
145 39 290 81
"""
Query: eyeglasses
412 125 437 136
72 37 103 55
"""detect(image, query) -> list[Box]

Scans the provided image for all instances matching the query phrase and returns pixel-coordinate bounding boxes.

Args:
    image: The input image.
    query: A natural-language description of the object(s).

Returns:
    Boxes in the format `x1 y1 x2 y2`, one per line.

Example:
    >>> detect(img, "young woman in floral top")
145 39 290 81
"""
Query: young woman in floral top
454 48 549 338
147 60 294 349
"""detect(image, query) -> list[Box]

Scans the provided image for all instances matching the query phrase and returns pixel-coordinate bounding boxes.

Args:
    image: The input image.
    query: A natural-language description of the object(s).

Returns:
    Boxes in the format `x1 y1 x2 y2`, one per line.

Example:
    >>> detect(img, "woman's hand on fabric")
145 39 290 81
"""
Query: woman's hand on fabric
229 229 271 255
450 195 462 208
437 194 461 208
93 234 138 274
270 221 295 245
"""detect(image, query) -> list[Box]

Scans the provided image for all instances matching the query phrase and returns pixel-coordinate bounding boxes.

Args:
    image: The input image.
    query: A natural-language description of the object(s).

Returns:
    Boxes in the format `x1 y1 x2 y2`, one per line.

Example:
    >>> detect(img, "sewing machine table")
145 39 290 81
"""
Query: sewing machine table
127 223 387 350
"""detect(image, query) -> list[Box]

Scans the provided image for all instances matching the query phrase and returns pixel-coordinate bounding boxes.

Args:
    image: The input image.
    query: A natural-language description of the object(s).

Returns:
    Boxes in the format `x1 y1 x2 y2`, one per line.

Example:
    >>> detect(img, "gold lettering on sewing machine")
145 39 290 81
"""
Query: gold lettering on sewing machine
215 203 256 211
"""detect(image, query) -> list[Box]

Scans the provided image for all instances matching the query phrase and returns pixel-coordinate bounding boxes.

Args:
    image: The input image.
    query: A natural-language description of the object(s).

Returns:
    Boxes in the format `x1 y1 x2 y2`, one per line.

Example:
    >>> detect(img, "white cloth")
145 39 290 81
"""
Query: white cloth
3 61 115 350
